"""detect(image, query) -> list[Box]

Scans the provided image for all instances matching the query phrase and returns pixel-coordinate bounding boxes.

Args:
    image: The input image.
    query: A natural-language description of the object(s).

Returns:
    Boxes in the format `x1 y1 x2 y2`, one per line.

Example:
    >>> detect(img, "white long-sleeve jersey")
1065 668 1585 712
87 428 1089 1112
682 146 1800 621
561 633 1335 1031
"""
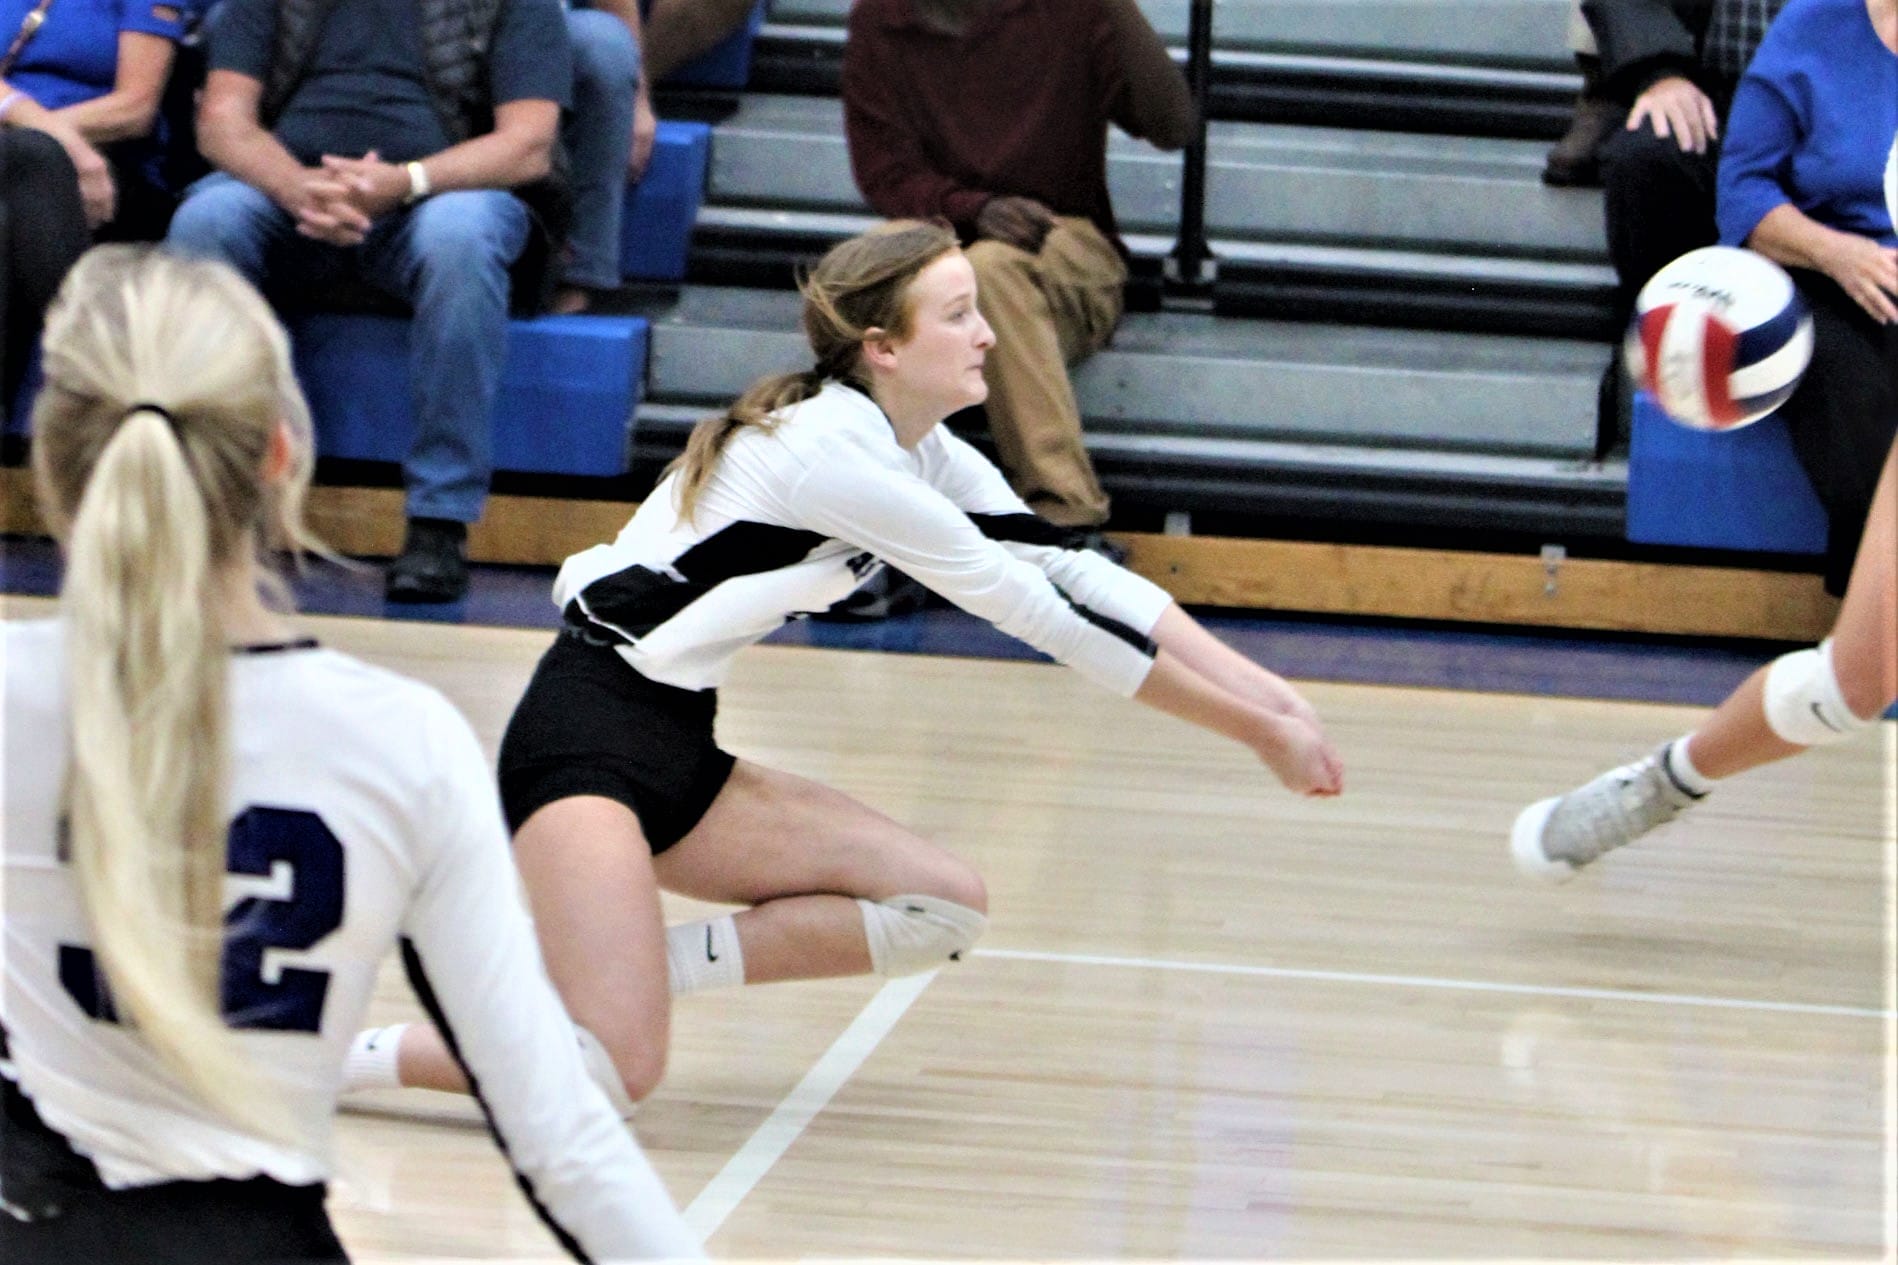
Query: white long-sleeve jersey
0 622 701 1261
556 382 1175 695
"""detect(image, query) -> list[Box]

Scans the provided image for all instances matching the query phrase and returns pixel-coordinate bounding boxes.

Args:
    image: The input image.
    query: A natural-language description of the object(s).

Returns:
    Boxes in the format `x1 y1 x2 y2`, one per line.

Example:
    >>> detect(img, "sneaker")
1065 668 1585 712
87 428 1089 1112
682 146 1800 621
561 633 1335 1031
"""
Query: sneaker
1510 744 1704 882
386 518 468 603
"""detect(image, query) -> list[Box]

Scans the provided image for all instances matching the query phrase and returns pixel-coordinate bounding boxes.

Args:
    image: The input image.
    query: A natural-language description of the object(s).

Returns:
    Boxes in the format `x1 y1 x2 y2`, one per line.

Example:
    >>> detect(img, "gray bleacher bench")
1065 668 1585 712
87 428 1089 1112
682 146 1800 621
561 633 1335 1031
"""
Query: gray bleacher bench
690 94 1617 337
738 0 1581 137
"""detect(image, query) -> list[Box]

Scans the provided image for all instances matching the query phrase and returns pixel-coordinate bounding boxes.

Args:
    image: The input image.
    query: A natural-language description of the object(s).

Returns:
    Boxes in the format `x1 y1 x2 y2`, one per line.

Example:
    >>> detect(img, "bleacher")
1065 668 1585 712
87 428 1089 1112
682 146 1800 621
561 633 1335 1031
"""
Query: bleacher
0 0 1838 642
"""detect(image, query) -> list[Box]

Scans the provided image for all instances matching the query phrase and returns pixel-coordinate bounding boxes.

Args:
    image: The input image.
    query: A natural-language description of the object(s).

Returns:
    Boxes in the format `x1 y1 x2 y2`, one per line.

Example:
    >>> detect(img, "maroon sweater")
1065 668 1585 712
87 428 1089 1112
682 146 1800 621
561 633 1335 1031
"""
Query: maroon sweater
841 0 1190 253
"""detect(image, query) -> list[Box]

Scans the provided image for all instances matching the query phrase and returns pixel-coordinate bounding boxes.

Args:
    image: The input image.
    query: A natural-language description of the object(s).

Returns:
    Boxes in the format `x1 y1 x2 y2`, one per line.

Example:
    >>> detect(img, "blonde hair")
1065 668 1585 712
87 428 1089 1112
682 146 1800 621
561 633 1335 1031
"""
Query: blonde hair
30 245 322 1141
669 219 961 520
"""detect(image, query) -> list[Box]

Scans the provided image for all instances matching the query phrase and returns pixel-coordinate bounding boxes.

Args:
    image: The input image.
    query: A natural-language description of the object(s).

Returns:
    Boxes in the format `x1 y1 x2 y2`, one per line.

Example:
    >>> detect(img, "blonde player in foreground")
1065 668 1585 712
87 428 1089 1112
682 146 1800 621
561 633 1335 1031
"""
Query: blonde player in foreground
0 247 702 1263
1513 435 1897 880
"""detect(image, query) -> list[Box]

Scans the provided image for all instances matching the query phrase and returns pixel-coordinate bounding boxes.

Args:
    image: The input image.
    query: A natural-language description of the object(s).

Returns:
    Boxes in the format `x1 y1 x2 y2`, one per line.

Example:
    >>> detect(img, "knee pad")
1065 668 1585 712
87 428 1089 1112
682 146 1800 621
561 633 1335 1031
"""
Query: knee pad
857 895 987 977
573 1024 638 1120
1763 639 1876 747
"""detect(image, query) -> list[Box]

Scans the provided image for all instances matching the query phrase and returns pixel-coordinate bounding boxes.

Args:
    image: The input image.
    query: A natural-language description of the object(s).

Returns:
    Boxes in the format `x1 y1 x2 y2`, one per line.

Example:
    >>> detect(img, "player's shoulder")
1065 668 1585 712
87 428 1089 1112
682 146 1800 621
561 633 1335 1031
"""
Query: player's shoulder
241 643 470 742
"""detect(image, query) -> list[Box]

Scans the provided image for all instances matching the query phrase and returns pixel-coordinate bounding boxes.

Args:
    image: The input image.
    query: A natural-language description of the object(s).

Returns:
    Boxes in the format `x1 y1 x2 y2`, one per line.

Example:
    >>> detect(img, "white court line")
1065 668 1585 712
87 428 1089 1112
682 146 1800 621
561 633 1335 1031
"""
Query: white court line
975 947 1890 1019
683 971 937 1242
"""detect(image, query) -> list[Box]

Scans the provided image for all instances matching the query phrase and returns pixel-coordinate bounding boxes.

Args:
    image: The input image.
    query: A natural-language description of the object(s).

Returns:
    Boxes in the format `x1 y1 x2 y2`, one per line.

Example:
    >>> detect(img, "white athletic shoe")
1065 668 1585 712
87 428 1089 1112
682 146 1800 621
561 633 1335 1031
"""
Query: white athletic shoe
1511 744 1704 882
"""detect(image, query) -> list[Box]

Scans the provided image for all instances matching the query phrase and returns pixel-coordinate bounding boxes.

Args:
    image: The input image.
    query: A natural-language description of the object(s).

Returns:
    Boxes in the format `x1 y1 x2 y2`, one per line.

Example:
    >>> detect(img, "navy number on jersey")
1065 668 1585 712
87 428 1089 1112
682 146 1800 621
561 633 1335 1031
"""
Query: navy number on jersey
58 807 347 1033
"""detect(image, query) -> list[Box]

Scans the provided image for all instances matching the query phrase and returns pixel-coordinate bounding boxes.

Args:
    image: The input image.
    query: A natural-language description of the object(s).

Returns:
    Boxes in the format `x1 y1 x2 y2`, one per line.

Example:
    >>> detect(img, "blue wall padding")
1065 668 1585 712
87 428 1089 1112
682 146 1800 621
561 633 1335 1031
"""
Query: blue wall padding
289 312 648 478
1626 391 1826 555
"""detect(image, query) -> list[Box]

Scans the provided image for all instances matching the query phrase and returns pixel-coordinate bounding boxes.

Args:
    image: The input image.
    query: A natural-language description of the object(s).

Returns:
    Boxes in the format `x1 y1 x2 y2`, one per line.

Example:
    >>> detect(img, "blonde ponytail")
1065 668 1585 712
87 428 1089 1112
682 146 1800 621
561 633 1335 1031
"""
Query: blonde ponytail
668 220 960 522
31 247 321 1143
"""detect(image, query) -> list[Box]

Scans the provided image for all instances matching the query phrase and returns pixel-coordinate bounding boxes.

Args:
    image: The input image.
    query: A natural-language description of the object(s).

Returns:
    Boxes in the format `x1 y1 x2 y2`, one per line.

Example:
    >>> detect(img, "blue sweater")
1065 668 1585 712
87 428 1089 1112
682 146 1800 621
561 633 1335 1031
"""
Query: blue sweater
1717 0 1898 248
0 0 200 110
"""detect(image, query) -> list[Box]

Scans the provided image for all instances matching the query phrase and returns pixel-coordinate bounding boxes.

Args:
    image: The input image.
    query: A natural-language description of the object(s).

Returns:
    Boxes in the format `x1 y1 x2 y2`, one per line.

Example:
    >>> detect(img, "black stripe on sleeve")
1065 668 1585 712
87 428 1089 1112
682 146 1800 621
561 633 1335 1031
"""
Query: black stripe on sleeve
570 522 833 643
398 938 594 1265
964 512 1080 549
1054 585 1160 660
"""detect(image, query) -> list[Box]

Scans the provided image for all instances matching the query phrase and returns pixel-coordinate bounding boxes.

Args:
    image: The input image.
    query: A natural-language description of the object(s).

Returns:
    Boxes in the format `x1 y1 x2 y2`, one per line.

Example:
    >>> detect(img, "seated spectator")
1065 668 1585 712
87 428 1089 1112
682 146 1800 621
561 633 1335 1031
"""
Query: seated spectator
1585 0 1788 448
1 0 203 419
643 0 756 82
1591 0 1787 314
1717 0 1897 594
1544 0 1624 186
0 0 202 240
841 0 1194 533
555 0 655 315
166 0 571 603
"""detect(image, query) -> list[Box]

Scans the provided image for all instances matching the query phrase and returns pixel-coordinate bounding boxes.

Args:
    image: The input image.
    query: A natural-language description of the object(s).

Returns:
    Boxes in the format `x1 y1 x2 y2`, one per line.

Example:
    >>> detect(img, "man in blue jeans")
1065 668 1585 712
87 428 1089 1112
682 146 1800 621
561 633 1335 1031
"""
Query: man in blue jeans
168 0 571 601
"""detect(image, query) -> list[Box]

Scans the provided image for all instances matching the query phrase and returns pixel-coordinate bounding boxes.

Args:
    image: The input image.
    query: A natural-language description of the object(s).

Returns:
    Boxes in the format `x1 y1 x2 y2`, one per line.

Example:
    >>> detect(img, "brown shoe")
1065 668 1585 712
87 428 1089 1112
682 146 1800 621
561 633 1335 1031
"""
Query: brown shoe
1542 57 1624 188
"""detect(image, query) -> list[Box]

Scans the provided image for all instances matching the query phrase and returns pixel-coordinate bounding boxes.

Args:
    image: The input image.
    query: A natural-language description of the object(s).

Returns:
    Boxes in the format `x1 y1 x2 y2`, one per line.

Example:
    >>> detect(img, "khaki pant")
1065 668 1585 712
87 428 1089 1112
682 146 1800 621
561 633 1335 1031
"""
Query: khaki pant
964 216 1125 528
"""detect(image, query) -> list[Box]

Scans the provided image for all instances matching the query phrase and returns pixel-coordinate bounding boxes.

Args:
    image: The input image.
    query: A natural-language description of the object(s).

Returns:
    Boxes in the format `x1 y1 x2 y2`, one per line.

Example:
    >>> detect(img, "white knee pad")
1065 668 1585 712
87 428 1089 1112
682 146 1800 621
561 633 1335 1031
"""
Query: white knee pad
1763 639 1876 747
857 894 987 977
573 1024 638 1120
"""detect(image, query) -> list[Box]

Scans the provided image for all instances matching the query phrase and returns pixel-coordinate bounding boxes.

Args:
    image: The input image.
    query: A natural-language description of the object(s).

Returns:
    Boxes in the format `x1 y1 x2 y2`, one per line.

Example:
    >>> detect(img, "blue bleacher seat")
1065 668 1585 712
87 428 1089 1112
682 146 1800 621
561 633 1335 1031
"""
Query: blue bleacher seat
660 0 768 88
289 312 648 478
1625 391 1826 555
621 120 713 282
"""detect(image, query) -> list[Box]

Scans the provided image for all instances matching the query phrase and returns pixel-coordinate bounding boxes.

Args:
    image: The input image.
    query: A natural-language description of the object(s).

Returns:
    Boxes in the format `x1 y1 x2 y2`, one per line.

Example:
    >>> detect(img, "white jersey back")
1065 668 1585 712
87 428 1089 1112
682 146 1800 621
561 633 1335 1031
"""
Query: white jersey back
1 621 699 1259
556 381 1173 696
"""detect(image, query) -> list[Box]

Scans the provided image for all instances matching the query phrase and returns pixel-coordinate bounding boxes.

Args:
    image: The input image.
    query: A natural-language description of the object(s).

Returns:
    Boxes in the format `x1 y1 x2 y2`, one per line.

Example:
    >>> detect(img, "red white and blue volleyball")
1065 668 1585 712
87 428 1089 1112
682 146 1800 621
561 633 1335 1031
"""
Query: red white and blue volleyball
1624 245 1813 432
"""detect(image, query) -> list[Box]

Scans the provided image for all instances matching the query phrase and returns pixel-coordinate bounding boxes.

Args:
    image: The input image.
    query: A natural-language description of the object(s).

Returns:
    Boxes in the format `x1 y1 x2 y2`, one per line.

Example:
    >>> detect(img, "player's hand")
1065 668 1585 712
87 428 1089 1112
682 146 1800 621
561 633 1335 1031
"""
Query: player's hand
975 196 1057 253
283 167 370 245
1250 712 1344 798
1816 230 1898 324
1627 75 1719 153
321 151 408 221
66 138 117 228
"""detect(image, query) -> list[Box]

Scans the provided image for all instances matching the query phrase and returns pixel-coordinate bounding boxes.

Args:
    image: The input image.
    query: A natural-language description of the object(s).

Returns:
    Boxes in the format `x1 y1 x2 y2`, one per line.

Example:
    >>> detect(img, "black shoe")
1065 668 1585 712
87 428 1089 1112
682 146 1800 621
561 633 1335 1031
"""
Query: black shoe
386 518 469 603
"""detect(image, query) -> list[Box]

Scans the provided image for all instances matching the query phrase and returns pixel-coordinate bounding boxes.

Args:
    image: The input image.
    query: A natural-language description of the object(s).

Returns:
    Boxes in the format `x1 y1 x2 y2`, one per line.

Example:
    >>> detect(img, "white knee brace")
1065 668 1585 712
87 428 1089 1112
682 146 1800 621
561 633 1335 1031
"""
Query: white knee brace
1763 639 1876 747
573 1024 638 1119
857 894 987 977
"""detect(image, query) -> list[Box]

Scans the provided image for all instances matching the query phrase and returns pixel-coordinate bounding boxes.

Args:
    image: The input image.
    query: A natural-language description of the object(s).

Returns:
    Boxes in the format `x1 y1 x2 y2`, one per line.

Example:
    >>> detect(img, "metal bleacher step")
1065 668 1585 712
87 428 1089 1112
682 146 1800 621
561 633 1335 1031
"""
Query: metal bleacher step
687 95 1616 337
624 285 1622 536
742 0 1579 136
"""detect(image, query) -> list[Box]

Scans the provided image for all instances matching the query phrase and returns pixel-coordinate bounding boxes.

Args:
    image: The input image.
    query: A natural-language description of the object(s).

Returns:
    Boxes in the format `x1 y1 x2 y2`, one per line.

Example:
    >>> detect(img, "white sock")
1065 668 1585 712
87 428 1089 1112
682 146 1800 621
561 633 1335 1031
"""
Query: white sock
343 1024 408 1093
1665 737 1714 797
666 915 745 995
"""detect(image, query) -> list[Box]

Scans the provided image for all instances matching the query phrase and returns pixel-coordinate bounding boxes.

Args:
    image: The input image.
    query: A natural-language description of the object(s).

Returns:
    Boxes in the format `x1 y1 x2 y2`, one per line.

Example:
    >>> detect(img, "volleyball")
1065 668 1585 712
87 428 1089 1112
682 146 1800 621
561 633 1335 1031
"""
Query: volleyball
1623 246 1813 432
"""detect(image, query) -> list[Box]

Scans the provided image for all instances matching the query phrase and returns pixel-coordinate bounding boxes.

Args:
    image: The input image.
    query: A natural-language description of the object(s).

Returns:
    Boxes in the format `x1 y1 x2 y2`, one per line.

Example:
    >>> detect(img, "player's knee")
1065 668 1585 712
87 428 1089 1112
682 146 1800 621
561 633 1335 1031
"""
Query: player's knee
857 893 988 977
575 1023 663 1117
1763 639 1878 747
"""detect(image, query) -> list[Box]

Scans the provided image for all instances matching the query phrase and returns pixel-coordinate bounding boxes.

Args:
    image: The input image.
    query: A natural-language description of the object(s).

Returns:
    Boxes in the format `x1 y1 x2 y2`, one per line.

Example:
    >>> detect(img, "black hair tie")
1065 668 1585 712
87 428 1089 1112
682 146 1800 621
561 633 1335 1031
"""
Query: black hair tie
122 402 179 431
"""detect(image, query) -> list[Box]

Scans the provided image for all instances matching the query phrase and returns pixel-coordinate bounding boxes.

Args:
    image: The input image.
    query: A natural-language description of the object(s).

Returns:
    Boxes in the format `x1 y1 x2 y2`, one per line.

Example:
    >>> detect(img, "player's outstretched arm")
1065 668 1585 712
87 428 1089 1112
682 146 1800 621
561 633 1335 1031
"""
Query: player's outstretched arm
1133 645 1344 798
1146 604 1328 734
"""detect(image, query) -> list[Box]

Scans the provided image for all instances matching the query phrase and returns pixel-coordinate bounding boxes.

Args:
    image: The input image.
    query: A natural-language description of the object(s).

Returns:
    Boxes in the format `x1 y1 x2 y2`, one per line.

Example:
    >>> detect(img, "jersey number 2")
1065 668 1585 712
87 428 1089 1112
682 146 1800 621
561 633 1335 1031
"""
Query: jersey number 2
58 806 346 1033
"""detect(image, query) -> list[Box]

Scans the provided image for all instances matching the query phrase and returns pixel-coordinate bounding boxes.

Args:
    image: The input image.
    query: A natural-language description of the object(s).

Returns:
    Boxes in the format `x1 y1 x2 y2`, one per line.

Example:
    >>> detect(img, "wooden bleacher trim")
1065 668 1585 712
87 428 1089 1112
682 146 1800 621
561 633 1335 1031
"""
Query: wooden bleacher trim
1 468 1836 642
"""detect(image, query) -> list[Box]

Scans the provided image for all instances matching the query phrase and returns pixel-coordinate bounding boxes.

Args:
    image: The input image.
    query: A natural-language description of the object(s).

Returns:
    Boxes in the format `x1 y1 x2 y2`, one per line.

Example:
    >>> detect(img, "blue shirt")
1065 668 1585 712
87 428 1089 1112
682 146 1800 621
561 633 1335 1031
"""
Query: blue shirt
1717 0 1898 247
208 0 570 165
0 0 199 110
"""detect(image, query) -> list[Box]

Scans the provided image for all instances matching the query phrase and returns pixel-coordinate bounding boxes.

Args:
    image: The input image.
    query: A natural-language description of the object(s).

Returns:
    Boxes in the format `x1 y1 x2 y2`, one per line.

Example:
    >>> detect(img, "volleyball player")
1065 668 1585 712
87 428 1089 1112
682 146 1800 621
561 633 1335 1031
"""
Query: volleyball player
1513 435 1896 881
349 220 1344 1112
0 247 702 1262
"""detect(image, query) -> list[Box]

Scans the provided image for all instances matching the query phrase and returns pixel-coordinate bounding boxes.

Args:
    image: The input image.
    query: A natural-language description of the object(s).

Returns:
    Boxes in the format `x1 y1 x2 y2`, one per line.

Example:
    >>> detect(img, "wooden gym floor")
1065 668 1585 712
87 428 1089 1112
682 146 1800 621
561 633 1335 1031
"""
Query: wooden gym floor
2 594 1892 1260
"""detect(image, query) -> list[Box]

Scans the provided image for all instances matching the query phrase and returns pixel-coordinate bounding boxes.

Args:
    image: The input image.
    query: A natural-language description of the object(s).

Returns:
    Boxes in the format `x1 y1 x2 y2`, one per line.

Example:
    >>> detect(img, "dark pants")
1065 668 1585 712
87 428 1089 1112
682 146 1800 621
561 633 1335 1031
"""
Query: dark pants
0 129 90 419
1599 123 1722 321
1781 268 1898 595
0 1175 350 1265
1 1071 348 1264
